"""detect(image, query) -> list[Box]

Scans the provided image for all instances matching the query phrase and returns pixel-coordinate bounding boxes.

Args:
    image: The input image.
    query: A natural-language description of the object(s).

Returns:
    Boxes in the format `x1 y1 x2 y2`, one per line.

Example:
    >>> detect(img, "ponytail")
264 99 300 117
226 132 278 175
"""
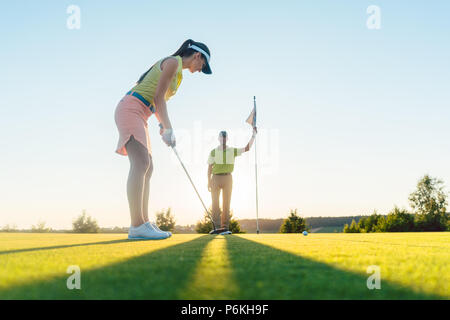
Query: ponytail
172 39 196 57
136 65 154 84
136 39 200 84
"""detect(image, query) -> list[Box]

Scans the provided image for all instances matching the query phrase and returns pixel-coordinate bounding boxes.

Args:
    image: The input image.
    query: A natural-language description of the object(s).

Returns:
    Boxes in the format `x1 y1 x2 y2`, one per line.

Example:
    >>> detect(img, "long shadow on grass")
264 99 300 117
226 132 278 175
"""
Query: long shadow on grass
0 239 132 256
0 235 213 299
225 235 441 300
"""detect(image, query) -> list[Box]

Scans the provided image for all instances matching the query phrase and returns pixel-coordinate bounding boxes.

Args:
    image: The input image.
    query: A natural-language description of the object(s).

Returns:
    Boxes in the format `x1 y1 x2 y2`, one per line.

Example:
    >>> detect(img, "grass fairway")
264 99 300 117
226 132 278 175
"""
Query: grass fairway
0 232 448 299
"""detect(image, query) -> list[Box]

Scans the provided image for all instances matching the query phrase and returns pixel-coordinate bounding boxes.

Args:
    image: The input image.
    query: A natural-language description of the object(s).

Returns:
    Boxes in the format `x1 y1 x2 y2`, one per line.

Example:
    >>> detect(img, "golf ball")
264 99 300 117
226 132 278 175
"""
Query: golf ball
302 231 308 236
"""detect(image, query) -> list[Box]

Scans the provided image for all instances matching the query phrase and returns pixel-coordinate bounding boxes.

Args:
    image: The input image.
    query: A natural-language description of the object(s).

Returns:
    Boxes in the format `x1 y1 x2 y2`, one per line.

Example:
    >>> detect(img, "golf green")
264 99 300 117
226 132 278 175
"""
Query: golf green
0 232 448 299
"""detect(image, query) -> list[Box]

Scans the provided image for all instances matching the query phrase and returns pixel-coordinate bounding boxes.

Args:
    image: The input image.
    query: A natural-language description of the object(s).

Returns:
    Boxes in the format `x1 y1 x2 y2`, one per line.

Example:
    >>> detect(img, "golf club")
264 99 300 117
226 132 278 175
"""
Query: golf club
160 124 227 234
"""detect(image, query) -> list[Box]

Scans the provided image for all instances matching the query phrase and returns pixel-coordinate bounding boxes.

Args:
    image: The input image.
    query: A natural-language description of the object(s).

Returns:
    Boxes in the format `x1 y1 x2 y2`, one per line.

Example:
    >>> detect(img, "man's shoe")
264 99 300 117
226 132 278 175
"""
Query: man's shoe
209 227 229 235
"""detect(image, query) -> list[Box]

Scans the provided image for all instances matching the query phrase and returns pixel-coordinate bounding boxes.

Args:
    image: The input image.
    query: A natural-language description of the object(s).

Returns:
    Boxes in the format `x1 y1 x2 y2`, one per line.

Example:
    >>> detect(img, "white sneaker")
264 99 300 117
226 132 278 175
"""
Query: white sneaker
128 223 169 240
147 222 172 237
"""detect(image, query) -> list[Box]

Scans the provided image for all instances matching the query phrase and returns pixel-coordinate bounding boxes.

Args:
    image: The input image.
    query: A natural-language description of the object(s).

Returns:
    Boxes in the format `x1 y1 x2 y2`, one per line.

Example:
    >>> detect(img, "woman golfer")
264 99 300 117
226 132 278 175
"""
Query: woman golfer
114 39 212 240
207 128 257 233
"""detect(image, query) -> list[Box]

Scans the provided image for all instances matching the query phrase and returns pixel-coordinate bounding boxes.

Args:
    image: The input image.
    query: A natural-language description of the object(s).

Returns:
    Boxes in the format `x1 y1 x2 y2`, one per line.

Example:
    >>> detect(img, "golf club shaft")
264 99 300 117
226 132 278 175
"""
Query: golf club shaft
171 146 216 230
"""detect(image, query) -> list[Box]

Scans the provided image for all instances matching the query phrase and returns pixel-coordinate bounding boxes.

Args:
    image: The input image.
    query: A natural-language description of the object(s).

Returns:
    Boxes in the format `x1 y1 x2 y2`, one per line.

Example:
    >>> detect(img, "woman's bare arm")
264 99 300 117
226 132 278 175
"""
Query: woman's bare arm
153 58 178 130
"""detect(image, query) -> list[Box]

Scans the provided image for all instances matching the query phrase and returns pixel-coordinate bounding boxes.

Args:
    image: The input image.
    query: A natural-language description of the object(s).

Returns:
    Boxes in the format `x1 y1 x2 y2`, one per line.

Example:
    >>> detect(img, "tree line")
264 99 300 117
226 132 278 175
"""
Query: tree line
2 175 447 234
344 175 449 233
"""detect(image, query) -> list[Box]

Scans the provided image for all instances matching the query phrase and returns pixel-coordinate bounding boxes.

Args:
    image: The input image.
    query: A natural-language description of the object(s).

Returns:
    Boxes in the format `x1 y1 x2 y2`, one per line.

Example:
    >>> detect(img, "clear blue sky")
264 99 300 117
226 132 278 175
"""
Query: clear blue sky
1 1 449 229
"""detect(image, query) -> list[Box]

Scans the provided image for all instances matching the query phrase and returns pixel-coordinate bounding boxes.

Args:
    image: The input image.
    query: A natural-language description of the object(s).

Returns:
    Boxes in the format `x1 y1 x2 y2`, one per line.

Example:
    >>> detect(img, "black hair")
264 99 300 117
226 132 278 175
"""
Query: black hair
220 131 227 138
172 39 197 57
136 63 155 84
136 39 210 84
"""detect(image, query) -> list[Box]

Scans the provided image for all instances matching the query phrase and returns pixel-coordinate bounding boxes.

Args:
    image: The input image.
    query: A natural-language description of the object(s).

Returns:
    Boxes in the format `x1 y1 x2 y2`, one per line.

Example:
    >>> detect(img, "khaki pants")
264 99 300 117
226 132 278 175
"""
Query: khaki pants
211 174 233 228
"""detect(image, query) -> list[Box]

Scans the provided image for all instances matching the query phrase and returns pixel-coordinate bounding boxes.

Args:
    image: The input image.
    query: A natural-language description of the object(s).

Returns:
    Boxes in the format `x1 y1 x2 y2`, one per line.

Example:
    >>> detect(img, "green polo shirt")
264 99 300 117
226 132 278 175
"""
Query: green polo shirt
208 147 244 174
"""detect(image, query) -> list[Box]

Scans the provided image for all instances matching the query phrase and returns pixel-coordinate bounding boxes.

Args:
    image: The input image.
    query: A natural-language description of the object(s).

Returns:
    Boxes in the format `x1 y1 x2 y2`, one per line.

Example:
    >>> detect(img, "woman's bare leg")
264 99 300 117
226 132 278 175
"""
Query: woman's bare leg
142 155 154 223
125 135 151 227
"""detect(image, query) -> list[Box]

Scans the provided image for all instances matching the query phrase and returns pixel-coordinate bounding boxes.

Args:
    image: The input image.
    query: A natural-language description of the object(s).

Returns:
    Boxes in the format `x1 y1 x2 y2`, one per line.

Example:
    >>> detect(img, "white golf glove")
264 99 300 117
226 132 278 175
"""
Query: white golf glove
162 128 176 147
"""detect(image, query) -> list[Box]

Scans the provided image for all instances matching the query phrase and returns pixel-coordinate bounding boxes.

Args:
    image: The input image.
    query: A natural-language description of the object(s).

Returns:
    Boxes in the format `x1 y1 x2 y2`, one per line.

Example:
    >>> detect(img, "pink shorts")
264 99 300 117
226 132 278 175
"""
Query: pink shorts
114 95 153 156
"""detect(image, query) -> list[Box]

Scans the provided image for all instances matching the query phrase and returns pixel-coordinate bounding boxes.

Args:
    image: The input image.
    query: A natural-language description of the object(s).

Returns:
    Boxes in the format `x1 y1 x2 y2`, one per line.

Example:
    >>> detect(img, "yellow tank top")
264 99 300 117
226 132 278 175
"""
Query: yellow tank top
131 55 183 105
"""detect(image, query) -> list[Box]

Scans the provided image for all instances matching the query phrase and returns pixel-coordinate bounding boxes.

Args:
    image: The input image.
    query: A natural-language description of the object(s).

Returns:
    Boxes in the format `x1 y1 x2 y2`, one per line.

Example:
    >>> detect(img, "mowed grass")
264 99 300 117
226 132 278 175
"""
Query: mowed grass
0 232 448 299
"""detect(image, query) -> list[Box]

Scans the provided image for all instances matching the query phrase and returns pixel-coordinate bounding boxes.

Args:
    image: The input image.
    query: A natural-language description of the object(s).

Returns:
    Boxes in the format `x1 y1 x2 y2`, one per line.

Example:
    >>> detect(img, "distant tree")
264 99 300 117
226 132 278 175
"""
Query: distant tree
350 219 360 232
174 224 196 234
363 210 382 233
356 217 367 233
409 175 448 231
306 216 365 229
349 208 417 233
99 226 128 233
112 226 128 233
383 207 415 232
343 219 360 233
156 208 176 232
342 224 349 233
373 215 388 232
280 209 308 233
31 221 52 233
72 210 100 233
348 211 387 233
1 224 18 232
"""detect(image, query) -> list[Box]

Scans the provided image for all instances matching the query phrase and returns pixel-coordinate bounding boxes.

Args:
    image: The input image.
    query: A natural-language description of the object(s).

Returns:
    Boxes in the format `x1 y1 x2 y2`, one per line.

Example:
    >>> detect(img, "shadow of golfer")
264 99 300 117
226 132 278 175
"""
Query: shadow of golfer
0 235 213 299
0 239 134 256
224 235 442 300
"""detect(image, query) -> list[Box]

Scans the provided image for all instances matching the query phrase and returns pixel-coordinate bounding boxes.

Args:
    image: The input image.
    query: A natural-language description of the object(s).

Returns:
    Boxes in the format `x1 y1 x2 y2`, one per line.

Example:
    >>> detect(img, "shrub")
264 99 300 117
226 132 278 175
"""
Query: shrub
195 213 214 233
156 208 176 232
280 209 308 233
229 217 245 234
195 209 244 233
72 210 100 233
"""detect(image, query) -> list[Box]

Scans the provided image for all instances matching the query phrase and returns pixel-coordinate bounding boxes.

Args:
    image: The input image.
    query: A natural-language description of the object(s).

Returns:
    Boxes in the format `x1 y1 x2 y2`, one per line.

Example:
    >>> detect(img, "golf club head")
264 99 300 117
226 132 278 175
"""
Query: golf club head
209 227 228 235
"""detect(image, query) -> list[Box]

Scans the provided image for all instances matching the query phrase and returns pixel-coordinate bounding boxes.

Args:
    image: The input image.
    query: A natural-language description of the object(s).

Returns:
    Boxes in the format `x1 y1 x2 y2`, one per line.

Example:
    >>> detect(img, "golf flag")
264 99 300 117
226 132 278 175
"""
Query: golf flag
246 96 257 128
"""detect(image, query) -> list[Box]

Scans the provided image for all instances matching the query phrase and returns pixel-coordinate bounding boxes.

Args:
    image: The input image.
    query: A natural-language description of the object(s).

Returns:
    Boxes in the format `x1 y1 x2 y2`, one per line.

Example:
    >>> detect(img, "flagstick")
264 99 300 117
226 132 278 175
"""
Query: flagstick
254 96 260 234
255 136 260 234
